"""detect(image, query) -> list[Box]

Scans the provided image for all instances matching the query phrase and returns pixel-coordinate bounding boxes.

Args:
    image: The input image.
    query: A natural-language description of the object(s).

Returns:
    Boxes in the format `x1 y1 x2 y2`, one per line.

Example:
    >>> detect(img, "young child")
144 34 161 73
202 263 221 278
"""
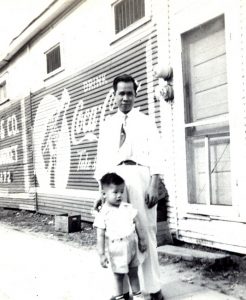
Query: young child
93 172 147 300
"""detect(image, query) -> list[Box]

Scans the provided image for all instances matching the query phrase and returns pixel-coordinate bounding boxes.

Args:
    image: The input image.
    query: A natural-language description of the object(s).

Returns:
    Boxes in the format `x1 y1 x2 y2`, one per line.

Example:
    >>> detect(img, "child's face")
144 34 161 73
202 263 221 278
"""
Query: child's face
103 183 125 207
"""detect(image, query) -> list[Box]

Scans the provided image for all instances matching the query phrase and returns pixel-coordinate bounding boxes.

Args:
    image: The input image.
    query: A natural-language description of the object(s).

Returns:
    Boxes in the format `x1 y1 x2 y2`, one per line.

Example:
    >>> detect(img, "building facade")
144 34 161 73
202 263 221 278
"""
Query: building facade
0 0 246 254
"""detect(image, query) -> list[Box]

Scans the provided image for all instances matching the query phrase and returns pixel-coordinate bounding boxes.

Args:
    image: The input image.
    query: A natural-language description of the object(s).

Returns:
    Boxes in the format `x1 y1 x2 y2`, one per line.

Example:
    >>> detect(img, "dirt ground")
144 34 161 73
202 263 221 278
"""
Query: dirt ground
0 208 246 300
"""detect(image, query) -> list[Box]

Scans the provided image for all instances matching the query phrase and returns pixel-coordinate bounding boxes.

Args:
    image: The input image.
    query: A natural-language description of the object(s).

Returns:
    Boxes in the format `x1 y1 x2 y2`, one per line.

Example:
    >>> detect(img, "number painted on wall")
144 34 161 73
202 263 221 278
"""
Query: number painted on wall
0 171 12 183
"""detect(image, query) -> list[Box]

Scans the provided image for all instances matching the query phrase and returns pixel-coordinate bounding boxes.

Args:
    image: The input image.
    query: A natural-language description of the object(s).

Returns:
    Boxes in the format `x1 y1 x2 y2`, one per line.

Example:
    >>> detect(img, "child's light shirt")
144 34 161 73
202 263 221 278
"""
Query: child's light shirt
93 202 137 240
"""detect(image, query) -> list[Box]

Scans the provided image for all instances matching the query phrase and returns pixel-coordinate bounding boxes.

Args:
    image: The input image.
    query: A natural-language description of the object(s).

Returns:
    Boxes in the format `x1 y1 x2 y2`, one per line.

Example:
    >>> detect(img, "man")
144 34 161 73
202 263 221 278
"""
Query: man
94 74 164 300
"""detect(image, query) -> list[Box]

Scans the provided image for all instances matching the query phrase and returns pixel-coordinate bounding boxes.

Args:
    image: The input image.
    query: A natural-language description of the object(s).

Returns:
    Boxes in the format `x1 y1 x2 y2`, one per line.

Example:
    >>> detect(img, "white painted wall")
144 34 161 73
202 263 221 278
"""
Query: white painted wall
0 49 30 106
0 0 165 102
29 0 112 91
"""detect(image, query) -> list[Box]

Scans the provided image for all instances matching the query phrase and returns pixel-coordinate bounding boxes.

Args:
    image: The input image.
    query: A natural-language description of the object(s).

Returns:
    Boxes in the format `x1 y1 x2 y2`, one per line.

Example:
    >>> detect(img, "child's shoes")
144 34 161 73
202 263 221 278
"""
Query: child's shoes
110 295 124 300
133 291 144 299
123 292 131 299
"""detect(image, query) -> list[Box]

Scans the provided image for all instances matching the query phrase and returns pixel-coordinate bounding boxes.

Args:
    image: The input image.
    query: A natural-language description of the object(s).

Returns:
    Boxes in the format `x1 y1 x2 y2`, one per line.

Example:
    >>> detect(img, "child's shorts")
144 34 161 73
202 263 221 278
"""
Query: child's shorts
108 232 139 274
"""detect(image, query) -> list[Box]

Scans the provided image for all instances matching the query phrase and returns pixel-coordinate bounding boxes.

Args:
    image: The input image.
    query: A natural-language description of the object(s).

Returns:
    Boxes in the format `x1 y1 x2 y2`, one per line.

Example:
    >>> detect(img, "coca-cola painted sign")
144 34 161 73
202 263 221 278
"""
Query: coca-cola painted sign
32 33 151 192
0 101 24 187
33 73 117 189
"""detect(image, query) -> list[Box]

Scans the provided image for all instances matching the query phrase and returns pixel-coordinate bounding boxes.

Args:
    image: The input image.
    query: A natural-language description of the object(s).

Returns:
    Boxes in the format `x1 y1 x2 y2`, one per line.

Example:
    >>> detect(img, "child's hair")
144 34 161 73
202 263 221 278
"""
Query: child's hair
100 172 124 187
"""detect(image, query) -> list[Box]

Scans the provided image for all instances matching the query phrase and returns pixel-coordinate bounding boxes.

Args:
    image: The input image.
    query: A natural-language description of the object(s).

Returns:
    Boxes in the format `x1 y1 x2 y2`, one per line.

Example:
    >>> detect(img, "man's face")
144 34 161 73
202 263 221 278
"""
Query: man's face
115 81 136 114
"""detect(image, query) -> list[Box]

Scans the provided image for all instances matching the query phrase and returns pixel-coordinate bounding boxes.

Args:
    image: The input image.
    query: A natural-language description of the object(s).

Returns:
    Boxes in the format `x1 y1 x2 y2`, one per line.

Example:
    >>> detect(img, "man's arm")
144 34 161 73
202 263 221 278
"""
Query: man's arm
134 215 147 252
96 227 108 268
93 181 105 211
145 174 160 209
145 116 163 209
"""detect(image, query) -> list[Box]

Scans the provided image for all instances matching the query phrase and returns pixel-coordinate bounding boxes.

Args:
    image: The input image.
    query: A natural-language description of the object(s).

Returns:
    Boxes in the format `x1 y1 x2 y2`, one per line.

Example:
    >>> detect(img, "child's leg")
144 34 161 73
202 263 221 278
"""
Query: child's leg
112 272 125 298
128 267 141 295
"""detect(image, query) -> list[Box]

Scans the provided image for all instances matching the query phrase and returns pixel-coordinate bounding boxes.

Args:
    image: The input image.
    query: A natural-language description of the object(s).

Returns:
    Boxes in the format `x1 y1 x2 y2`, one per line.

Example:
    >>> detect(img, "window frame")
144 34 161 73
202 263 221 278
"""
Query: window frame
110 0 151 42
172 8 242 220
182 16 232 210
0 73 9 105
44 43 64 80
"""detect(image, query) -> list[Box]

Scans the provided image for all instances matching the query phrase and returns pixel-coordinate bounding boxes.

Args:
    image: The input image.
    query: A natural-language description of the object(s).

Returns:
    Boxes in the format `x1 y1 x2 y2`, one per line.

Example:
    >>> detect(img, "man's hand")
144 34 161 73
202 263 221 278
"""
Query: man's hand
93 198 102 211
145 175 159 209
93 192 105 212
138 237 147 253
100 254 109 268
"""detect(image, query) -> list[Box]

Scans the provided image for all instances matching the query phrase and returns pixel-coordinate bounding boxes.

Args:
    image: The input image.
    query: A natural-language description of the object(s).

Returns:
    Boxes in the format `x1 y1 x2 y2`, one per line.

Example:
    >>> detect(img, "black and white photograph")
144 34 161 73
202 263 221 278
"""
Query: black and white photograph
0 0 245 299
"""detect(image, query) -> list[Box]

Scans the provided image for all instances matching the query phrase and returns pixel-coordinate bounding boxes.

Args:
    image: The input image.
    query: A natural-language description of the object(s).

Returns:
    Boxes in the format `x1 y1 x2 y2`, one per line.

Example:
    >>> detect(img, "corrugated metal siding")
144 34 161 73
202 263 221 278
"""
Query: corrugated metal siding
31 31 159 221
240 0 246 163
0 98 36 210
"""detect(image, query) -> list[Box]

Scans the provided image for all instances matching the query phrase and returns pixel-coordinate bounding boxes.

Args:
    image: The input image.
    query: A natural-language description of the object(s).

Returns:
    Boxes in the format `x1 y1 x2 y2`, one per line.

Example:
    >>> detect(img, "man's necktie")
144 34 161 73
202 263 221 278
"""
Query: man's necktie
119 115 127 147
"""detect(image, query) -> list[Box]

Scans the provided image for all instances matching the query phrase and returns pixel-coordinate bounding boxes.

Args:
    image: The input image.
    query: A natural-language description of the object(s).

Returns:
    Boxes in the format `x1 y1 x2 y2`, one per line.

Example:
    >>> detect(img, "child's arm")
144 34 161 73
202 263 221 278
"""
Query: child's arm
134 215 147 253
96 227 108 268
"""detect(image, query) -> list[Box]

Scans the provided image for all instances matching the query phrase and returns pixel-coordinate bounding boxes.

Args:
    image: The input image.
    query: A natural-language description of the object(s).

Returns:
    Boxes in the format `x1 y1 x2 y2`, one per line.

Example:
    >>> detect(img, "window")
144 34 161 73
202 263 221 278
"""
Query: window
114 0 145 34
45 44 61 74
0 80 7 105
182 15 232 207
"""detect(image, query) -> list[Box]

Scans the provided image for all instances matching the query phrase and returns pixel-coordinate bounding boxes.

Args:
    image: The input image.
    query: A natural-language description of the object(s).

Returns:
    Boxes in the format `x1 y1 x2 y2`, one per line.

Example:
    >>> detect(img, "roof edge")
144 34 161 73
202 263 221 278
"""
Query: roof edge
0 0 82 70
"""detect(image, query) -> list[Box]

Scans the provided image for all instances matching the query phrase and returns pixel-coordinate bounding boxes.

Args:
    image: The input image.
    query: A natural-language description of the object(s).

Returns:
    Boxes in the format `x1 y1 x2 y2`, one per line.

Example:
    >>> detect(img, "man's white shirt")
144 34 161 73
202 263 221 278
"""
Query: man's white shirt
95 108 163 180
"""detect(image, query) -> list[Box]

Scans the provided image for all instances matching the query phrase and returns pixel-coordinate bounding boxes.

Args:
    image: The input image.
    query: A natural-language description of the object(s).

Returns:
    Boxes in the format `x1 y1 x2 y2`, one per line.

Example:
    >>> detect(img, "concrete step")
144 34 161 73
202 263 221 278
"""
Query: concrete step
157 245 230 264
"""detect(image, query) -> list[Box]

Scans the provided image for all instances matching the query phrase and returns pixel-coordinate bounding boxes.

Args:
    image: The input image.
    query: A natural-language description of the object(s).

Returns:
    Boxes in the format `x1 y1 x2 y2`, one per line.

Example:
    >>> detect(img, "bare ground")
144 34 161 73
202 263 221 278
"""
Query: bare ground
0 208 246 299
0 208 96 249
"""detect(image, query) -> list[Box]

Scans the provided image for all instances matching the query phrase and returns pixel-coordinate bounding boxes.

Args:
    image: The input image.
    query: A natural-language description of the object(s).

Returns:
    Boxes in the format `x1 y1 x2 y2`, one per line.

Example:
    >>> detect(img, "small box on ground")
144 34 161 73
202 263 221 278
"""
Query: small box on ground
55 214 81 233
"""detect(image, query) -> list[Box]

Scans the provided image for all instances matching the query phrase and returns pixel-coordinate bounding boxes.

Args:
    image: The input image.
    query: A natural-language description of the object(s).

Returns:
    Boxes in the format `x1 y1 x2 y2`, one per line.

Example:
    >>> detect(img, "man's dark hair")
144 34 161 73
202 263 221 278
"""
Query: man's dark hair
113 74 138 94
100 172 125 187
